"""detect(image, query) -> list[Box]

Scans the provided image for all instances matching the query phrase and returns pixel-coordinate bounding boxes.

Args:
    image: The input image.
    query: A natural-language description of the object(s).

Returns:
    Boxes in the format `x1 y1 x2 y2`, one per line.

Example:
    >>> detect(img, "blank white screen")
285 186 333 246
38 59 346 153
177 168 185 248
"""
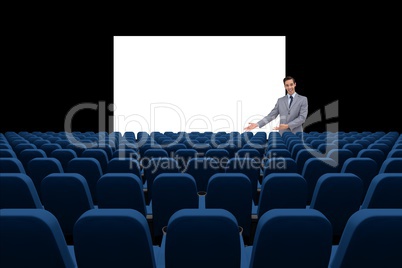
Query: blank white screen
113 36 285 134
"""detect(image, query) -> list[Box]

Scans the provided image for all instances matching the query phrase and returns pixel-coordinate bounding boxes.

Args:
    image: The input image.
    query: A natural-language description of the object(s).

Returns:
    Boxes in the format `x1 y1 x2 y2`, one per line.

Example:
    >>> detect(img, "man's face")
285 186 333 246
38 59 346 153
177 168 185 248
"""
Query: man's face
285 80 296 95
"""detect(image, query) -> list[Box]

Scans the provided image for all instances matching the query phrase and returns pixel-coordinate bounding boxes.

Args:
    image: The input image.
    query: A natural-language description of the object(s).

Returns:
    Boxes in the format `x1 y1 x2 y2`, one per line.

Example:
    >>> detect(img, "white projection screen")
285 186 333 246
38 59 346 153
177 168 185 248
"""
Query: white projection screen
113 36 286 134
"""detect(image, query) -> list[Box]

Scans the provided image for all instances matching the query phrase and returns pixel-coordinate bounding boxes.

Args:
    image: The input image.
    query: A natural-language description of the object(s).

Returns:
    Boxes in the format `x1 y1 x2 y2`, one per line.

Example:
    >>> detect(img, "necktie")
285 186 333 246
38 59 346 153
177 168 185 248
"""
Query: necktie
289 95 293 108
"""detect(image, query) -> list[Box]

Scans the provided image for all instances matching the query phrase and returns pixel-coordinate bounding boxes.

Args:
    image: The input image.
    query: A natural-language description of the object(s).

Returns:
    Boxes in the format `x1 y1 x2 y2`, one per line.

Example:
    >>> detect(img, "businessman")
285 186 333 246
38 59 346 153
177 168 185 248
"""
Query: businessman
244 76 308 135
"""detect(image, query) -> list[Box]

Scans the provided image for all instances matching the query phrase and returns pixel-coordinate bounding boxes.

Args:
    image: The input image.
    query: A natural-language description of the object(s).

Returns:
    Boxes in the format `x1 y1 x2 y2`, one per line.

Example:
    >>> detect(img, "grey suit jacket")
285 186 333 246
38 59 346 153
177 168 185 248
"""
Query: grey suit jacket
257 93 308 135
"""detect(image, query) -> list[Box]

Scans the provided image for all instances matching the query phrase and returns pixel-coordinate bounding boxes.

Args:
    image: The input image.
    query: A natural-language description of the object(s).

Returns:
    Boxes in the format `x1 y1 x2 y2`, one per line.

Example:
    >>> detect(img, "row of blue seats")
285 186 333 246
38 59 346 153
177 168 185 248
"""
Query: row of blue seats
2 131 401 196
4 129 400 140
1 207 401 267
2 130 401 186
2 131 401 159
2 134 400 267
2 130 402 172
1 152 402 206
2 171 401 245
2 142 402 168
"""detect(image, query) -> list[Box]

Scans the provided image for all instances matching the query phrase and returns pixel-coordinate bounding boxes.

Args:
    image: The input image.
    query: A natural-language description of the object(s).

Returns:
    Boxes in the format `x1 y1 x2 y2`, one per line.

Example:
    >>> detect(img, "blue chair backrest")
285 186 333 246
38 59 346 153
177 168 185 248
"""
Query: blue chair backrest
326 148 354 172
96 173 147 216
310 173 363 238
112 148 139 160
164 143 187 158
0 208 77 268
0 158 26 174
152 173 199 238
263 157 298 177
139 143 162 156
329 209 402 268
0 148 17 158
235 148 261 159
367 142 391 156
295 148 320 174
387 148 402 158
19 148 47 170
164 208 242 268
106 158 141 177
302 157 338 204
0 173 42 208
50 149 77 171
205 173 252 238
66 143 87 157
258 173 307 218
142 157 180 201
249 208 332 268
13 143 37 157
342 143 364 157
174 148 198 170
225 157 260 202
41 173 94 237
361 173 402 209
143 148 169 159
73 209 157 268
341 157 379 200
205 148 230 162
379 157 402 173
265 148 291 159
66 157 103 204
40 143 62 157
356 148 385 172
82 148 109 174
26 157 63 198
184 157 220 192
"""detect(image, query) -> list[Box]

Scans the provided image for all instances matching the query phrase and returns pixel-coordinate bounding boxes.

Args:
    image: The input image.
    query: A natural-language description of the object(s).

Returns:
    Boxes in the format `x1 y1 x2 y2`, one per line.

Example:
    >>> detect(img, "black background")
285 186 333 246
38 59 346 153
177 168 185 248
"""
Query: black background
2 20 398 134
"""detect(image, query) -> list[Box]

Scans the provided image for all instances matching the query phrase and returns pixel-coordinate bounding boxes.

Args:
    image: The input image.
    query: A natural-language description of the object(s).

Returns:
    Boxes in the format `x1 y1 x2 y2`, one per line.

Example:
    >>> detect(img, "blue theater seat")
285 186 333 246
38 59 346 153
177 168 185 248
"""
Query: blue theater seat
256 173 307 219
50 148 77 171
0 148 17 158
301 157 338 204
160 208 247 268
205 173 253 239
184 157 221 192
66 157 103 204
309 173 363 241
96 173 148 216
0 158 26 173
74 209 161 268
151 173 199 239
41 173 94 244
26 157 63 198
0 208 77 268
142 157 180 202
225 157 260 203
379 157 402 173
341 157 379 201
18 148 47 170
82 148 109 174
360 173 402 209
329 209 402 268
0 173 43 209
245 208 332 268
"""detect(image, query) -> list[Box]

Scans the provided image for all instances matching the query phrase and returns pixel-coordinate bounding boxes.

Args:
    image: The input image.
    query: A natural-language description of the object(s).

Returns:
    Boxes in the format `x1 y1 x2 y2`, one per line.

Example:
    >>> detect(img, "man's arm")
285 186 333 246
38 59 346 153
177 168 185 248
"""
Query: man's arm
256 101 280 128
244 99 280 132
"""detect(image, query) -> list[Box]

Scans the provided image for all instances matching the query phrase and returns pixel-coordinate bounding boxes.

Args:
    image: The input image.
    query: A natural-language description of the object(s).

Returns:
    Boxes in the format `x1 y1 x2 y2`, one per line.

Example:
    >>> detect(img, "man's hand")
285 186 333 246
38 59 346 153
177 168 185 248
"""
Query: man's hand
244 123 258 132
273 124 289 130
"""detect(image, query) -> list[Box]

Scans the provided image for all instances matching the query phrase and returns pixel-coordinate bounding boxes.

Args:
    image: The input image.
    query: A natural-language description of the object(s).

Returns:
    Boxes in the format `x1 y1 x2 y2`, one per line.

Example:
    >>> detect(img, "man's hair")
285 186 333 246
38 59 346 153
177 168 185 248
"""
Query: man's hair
283 76 295 84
